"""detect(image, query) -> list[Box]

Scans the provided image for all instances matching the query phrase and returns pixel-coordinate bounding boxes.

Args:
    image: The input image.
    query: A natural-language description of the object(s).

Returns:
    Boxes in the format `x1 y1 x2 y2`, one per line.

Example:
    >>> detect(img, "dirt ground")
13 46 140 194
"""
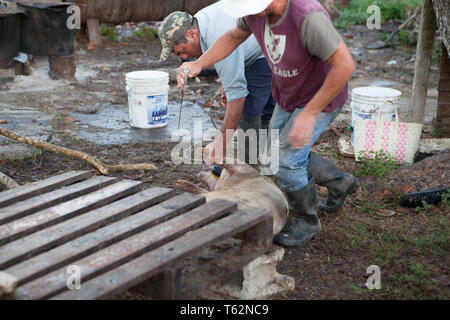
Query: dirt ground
0 18 449 300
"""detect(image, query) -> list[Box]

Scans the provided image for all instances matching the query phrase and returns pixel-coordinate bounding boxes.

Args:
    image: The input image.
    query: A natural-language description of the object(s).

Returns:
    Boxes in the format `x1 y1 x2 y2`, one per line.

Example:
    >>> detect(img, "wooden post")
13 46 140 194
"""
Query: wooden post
408 0 437 123
436 43 450 133
130 269 180 299
87 18 102 44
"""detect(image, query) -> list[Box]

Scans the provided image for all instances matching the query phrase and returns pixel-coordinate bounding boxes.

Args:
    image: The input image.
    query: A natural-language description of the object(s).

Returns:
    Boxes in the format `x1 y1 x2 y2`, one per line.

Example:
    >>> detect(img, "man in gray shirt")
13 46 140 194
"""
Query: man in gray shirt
158 3 274 164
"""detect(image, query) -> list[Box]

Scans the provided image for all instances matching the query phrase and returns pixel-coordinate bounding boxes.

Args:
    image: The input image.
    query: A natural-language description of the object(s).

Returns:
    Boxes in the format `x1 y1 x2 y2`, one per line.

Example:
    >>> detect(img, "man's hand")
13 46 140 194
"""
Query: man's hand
177 61 202 89
287 111 316 149
219 86 227 107
286 41 355 149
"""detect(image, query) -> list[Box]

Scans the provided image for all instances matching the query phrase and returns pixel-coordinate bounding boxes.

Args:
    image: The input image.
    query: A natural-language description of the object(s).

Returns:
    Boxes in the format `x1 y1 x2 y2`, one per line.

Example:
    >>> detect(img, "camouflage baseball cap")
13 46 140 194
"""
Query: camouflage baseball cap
158 11 194 61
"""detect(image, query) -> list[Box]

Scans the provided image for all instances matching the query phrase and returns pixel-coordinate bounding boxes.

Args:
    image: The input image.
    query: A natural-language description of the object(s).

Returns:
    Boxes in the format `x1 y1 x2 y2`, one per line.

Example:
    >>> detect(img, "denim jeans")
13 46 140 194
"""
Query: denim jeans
243 58 274 117
269 104 343 193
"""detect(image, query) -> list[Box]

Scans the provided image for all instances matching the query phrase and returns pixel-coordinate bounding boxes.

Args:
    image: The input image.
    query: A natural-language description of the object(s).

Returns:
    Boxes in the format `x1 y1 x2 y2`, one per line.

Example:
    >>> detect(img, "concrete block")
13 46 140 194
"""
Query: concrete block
418 138 450 153
0 271 18 296
338 136 355 158
201 246 295 300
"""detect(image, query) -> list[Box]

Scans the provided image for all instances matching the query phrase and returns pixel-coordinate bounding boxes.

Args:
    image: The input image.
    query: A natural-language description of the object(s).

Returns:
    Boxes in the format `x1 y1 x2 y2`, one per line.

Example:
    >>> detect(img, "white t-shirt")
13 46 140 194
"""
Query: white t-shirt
195 2 265 102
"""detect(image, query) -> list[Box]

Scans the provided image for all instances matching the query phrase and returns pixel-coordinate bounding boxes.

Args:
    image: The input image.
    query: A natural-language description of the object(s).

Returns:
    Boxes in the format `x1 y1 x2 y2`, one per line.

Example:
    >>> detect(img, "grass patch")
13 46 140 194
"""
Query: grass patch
388 261 442 299
440 193 450 213
132 26 158 40
100 25 158 42
356 150 402 178
100 25 119 42
333 0 423 29
339 204 449 299
348 284 370 294
369 232 404 267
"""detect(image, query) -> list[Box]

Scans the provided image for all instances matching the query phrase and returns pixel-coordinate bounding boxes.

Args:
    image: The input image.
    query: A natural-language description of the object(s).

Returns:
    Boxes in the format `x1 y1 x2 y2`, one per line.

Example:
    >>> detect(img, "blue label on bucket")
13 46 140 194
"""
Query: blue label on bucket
147 94 168 126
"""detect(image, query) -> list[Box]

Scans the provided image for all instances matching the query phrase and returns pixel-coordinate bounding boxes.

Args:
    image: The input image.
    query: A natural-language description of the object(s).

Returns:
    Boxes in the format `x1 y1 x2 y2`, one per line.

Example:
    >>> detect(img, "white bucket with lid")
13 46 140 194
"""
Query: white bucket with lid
351 86 402 144
125 70 169 129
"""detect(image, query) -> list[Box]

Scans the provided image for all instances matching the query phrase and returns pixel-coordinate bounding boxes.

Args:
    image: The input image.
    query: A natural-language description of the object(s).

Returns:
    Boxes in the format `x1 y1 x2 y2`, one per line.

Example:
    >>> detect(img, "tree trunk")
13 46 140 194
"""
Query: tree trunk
432 0 450 56
408 0 437 123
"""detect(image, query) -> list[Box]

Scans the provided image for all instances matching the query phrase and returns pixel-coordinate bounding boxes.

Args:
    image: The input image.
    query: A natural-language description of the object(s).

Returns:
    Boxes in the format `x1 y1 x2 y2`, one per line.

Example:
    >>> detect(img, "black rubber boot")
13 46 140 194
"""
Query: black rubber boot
274 177 321 248
238 115 261 167
308 153 359 213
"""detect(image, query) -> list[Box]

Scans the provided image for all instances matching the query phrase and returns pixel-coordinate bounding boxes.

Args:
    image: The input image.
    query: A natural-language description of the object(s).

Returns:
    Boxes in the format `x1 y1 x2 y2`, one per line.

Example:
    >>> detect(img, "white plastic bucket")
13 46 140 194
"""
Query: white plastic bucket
351 86 402 144
125 70 169 129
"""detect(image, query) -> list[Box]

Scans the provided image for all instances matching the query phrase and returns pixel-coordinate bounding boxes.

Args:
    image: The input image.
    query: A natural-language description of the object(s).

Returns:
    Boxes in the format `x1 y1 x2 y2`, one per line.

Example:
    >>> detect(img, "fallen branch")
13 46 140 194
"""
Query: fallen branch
0 126 109 175
0 171 19 189
105 163 157 172
0 127 157 175
368 6 421 49
386 7 421 44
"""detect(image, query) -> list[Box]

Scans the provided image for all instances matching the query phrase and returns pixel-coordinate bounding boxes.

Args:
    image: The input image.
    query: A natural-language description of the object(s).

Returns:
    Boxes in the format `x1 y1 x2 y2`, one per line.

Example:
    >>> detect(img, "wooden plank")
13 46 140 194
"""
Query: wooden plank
440 70 450 80
0 171 92 208
0 187 176 271
180 215 273 299
180 243 268 299
438 79 450 92
0 68 15 79
50 207 270 300
438 91 450 103
5 191 200 284
0 180 142 246
10 199 236 300
0 176 118 225
130 269 180 300
443 55 450 73
437 103 450 117
6 192 204 286
436 117 450 125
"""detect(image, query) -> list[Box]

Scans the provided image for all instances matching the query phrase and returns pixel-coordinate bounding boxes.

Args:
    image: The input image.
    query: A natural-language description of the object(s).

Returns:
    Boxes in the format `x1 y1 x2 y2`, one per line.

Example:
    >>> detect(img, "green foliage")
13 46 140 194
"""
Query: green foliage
333 0 423 29
132 26 158 40
431 128 444 137
439 193 450 213
397 29 417 46
414 200 433 215
100 25 119 42
74 29 81 42
356 150 402 178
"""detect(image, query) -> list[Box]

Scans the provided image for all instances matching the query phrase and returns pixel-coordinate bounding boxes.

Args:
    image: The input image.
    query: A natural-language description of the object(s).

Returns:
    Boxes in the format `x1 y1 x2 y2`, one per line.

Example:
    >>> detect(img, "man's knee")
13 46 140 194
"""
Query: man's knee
275 166 309 192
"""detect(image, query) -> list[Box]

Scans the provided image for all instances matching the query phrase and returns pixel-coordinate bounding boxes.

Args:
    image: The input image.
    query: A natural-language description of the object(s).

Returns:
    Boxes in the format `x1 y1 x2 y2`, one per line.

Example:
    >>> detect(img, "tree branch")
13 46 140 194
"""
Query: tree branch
0 171 19 189
0 127 158 175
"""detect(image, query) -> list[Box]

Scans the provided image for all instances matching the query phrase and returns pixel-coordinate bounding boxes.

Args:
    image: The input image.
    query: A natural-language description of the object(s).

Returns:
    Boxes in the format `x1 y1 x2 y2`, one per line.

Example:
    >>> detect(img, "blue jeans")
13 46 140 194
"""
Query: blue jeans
269 104 343 192
243 58 274 117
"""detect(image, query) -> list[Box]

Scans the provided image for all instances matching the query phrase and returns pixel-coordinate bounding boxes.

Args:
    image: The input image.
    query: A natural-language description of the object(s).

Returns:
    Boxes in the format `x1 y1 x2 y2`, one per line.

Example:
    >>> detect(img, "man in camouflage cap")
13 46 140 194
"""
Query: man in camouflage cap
158 11 195 62
158 3 274 166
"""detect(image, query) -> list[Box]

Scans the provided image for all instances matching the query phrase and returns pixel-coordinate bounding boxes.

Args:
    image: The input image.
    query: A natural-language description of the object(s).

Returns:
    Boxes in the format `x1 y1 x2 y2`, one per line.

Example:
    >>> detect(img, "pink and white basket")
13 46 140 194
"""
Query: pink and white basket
353 101 423 164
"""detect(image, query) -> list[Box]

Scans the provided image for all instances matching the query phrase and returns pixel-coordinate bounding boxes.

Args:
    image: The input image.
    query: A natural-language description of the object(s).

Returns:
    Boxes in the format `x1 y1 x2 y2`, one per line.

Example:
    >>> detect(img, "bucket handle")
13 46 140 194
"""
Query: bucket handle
376 101 399 122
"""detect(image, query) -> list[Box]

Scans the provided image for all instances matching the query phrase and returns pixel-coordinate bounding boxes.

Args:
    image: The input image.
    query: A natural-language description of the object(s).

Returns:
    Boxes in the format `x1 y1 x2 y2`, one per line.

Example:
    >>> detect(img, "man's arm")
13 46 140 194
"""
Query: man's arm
287 40 355 149
177 26 252 88
218 97 246 155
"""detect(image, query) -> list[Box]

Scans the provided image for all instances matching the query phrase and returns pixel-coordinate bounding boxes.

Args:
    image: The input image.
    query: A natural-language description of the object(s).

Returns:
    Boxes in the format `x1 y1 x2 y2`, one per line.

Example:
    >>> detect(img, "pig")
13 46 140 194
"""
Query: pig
176 163 289 236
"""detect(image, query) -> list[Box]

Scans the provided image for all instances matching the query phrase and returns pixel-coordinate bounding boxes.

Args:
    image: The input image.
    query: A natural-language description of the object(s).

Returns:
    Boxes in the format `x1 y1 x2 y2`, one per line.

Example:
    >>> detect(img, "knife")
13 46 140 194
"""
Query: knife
178 69 189 130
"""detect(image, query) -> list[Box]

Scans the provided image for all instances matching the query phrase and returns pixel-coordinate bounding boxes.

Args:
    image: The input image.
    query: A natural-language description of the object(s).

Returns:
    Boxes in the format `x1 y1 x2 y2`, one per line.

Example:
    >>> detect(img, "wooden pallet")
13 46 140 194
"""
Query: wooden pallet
0 171 272 300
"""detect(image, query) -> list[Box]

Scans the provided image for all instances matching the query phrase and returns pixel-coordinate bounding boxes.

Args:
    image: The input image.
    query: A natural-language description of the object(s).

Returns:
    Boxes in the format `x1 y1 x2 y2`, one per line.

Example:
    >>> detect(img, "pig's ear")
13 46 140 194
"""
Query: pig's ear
222 164 260 177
